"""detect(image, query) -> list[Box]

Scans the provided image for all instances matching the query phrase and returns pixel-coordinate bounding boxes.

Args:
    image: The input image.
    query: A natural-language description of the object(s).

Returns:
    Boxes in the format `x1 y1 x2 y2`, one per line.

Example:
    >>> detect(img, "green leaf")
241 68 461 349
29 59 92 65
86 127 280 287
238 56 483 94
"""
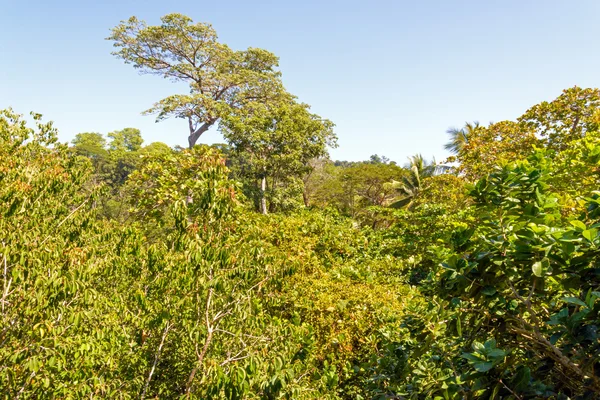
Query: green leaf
473 361 494 372
461 353 481 362
487 349 506 358
570 220 586 231
484 338 497 349
511 366 531 391
563 297 588 308
472 341 485 352
481 286 497 296
532 261 543 277
491 383 501 399
582 228 597 242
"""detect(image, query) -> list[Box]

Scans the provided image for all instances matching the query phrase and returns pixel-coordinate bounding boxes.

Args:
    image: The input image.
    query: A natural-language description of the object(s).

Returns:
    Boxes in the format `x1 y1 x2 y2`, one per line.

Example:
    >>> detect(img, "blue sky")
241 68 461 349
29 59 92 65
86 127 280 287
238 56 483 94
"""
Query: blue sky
2 0 600 163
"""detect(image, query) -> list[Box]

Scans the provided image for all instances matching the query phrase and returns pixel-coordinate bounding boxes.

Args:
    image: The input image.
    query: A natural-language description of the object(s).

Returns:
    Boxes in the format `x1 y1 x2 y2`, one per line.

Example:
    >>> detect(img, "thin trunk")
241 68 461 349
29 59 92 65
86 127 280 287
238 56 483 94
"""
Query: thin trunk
185 328 213 396
260 176 268 215
302 190 310 208
268 176 277 213
141 322 172 400
186 284 215 396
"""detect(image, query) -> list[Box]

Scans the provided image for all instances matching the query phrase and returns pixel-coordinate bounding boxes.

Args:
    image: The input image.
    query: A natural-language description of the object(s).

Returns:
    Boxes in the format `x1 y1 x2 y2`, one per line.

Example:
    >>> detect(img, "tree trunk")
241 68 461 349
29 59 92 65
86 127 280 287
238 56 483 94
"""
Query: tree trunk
188 121 214 149
259 176 268 215
302 190 310 208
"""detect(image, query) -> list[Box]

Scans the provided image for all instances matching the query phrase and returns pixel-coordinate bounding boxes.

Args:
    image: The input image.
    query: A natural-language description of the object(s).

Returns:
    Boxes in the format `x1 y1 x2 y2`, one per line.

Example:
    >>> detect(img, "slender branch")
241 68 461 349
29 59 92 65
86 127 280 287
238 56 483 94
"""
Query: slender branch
186 327 213 396
499 378 523 400
141 322 172 400
570 114 581 136
526 279 536 303
15 371 35 400
220 353 251 367
295 369 313 383
186 269 215 396
1 254 12 314
40 198 89 246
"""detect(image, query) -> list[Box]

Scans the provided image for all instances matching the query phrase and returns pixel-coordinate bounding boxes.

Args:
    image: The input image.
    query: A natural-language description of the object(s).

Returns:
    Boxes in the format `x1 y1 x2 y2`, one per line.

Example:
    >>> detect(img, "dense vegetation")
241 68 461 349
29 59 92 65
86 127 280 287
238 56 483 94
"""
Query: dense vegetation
2 13 600 400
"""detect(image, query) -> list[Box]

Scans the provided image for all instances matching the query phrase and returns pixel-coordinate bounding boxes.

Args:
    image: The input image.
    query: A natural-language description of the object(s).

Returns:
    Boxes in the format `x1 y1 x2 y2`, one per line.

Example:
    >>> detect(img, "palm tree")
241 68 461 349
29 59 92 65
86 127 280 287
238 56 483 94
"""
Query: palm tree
389 154 441 209
444 121 480 155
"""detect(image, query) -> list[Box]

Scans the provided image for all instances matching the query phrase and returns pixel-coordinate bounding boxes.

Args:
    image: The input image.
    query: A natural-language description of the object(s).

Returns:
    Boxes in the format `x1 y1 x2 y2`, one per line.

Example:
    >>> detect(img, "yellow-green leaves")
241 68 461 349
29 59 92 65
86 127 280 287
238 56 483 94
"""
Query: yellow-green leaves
126 146 238 227
221 99 336 213
108 13 285 147
570 220 587 231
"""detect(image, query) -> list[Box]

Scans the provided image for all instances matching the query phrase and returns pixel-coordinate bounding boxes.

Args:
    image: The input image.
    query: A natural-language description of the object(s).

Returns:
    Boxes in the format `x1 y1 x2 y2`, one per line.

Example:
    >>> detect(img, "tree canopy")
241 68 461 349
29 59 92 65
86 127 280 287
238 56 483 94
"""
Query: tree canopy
221 98 336 214
108 14 285 148
3 12 600 399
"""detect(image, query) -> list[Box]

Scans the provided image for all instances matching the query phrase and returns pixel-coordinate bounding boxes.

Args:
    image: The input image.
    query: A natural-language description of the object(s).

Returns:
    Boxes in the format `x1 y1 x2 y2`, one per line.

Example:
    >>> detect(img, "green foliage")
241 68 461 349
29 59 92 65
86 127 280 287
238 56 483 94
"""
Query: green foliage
108 127 143 154
389 154 442 210
1 110 419 398
220 99 336 214
412 174 470 212
108 13 285 147
235 210 416 398
371 160 600 398
531 129 600 212
457 120 540 180
125 145 238 226
6 41 600 399
519 86 600 151
305 161 407 217
72 131 108 154
453 87 600 180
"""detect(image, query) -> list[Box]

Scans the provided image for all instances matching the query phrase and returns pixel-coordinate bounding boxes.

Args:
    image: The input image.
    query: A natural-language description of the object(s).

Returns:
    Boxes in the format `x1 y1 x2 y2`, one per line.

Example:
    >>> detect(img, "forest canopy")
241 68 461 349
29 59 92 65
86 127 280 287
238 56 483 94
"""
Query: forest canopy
1 12 600 400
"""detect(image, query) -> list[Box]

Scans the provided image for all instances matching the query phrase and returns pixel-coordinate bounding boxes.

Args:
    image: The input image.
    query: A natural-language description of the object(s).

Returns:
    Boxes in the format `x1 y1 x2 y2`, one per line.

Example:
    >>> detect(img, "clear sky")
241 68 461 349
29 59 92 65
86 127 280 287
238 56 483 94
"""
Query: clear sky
2 0 600 163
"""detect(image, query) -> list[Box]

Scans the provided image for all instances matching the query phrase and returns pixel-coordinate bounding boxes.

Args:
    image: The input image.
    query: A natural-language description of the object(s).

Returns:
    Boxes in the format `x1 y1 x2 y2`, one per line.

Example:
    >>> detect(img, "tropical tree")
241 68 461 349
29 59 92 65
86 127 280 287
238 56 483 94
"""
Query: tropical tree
71 132 108 159
368 154 392 164
108 13 285 148
390 154 440 209
444 121 479 155
518 86 600 150
457 120 540 180
220 99 336 214
139 141 173 157
301 158 336 207
107 127 143 154
343 163 406 211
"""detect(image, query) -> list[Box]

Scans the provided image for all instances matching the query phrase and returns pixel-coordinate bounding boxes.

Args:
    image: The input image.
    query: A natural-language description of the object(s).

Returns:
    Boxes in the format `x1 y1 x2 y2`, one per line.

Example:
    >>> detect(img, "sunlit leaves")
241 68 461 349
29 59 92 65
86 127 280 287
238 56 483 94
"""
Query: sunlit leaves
108 14 285 147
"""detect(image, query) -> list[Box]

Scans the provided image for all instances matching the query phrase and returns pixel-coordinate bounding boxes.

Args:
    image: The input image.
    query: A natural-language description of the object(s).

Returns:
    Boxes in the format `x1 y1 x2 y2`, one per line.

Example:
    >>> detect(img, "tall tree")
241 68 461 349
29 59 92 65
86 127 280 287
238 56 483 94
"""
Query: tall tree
108 14 284 148
444 121 479 155
108 127 143 153
368 154 392 164
302 158 334 207
453 88 600 180
457 120 540 180
139 141 173 157
390 154 440 210
71 132 107 156
518 86 600 150
71 132 110 176
220 99 336 214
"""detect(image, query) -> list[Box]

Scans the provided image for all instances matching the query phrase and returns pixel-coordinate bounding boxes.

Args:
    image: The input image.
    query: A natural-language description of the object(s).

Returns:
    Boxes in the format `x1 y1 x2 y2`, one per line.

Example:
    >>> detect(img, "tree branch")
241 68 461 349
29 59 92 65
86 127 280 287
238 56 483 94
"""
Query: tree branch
141 322 172 400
